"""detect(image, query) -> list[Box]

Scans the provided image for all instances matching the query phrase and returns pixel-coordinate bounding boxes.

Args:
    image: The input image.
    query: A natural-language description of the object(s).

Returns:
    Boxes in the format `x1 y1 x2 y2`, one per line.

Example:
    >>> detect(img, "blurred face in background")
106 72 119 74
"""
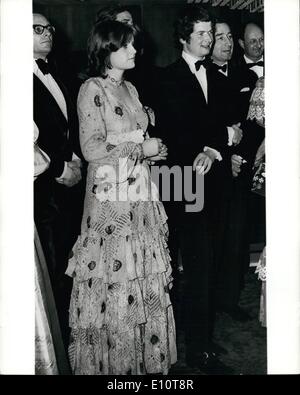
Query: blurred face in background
33 13 53 59
239 23 264 62
212 22 233 65
115 11 133 26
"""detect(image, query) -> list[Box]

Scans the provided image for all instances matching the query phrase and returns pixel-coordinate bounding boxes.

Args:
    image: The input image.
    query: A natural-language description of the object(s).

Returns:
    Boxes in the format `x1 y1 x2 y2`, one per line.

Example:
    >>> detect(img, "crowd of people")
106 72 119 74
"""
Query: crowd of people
33 3 265 375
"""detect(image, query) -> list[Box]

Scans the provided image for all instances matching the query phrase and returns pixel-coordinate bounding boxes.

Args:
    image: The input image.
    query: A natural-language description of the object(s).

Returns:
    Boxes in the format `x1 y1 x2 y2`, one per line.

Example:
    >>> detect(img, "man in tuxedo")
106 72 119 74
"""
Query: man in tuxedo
209 20 265 321
236 22 264 118
234 22 265 158
157 5 243 374
33 13 84 347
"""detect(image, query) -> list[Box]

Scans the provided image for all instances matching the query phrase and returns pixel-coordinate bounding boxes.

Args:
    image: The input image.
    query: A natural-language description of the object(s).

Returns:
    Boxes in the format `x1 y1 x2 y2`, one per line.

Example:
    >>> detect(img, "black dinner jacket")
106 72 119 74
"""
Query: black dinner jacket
155 57 237 209
208 61 242 126
232 56 260 120
33 71 80 178
156 57 229 169
227 58 265 166
208 58 265 166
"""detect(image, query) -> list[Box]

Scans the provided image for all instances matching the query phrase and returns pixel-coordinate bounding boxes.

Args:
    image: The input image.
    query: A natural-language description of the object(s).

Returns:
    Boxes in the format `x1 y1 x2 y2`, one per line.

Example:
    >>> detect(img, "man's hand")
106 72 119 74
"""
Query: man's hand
68 159 82 181
231 154 243 177
254 139 265 167
68 159 82 170
193 152 214 175
60 161 82 187
232 122 243 145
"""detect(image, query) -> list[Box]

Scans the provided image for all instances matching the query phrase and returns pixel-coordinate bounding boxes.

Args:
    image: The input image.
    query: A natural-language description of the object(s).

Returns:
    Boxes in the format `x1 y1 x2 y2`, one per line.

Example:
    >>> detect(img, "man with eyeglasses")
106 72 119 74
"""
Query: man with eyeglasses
33 13 83 349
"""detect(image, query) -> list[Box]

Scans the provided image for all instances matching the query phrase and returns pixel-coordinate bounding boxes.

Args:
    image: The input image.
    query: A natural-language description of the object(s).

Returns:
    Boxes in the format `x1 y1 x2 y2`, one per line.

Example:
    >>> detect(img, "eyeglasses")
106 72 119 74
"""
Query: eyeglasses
248 38 264 46
33 24 55 35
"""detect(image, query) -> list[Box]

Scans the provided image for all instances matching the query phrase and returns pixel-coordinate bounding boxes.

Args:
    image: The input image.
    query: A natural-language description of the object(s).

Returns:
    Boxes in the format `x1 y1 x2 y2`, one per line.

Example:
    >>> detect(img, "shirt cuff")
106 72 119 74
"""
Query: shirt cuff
56 154 81 182
55 161 68 181
204 146 222 161
72 152 81 161
227 126 234 146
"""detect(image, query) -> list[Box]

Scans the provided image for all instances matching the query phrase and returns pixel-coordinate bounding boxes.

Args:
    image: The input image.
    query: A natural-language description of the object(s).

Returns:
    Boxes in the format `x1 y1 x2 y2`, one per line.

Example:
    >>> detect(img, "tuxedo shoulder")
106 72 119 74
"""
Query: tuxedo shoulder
165 58 185 71
232 56 246 67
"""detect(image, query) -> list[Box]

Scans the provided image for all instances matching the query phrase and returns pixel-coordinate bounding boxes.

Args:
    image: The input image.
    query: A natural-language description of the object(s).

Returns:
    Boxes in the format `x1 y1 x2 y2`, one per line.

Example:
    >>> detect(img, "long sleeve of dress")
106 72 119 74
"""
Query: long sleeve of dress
78 79 143 166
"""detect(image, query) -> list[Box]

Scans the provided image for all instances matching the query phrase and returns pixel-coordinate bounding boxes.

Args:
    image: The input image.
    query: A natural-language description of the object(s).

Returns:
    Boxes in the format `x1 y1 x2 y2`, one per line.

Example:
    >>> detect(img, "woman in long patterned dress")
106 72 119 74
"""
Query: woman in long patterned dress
66 21 177 375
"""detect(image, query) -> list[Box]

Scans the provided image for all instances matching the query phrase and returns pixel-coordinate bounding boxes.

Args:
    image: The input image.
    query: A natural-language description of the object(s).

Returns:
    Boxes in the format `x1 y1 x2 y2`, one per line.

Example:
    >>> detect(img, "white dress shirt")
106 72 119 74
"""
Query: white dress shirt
244 55 264 78
33 59 68 120
181 52 234 157
211 61 235 145
33 59 80 180
182 50 208 103
212 61 228 77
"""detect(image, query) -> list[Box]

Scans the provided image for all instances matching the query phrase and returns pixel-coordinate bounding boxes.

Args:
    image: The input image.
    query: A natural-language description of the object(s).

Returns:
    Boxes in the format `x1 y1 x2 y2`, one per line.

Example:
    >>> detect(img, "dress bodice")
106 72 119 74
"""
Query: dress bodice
78 77 148 162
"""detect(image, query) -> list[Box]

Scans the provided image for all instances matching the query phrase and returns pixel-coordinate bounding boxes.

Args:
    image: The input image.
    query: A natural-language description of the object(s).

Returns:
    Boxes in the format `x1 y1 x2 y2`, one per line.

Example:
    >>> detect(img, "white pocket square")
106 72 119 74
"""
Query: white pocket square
240 87 250 92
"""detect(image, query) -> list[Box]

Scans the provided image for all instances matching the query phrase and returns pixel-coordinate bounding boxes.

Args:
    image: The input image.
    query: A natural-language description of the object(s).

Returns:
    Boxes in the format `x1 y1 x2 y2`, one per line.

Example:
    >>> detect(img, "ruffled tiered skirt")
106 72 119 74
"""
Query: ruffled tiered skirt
66 167 177 375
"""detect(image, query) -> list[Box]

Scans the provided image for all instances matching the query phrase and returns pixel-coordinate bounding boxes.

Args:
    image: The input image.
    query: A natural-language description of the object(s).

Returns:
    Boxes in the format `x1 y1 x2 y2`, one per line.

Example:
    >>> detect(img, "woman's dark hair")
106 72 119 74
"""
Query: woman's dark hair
87 20 137 77
175 5 214 45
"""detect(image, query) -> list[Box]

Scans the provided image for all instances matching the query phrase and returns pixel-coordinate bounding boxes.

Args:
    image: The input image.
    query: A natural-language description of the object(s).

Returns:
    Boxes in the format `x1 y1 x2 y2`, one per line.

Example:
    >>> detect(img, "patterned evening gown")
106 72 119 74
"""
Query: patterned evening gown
66 77 177 375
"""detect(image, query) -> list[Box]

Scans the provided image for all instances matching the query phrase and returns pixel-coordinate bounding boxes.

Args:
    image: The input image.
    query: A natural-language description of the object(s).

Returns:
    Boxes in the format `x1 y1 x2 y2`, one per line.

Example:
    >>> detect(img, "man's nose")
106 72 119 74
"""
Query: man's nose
43 27 52 37
131 45 137 55
254 39 263 48
225 37 232 46
203 31 212 41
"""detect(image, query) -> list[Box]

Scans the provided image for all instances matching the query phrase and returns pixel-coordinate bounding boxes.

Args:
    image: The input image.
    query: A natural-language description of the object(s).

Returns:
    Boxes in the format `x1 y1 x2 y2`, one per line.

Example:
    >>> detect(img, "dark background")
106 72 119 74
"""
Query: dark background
33 0 264 72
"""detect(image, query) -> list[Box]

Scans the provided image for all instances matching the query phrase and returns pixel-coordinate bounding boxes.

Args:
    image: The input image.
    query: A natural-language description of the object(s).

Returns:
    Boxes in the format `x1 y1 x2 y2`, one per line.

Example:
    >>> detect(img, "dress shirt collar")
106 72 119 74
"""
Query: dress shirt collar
212 61 228 67
212 61 228 74
244 55 264 65
182 50 206 74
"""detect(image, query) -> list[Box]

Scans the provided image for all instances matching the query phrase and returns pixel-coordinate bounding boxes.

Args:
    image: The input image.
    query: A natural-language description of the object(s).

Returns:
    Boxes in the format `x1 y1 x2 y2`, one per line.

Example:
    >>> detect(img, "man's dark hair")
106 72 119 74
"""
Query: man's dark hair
95 4 131 24
87 20 137 77
214 16 231 27
174 5 214 44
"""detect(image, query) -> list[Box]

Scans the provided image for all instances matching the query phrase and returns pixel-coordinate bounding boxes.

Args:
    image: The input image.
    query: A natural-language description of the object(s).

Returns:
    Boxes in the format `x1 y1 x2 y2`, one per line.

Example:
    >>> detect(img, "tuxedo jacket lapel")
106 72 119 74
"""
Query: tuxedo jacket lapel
176 58 208 106
34 74 69 132
50 72 77 129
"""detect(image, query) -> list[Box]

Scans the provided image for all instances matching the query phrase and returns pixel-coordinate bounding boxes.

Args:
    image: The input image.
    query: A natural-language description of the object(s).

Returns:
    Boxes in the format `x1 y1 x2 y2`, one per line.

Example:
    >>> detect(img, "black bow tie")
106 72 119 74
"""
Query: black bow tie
195 59 208 71
213 63 227 73
36 59 51 75
246 61 264 68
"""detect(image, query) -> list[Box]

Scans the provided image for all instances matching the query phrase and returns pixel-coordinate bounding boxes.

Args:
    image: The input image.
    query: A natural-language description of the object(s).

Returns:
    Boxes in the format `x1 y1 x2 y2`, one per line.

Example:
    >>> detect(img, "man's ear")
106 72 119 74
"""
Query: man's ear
238 38 245 50
179 38 186 46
